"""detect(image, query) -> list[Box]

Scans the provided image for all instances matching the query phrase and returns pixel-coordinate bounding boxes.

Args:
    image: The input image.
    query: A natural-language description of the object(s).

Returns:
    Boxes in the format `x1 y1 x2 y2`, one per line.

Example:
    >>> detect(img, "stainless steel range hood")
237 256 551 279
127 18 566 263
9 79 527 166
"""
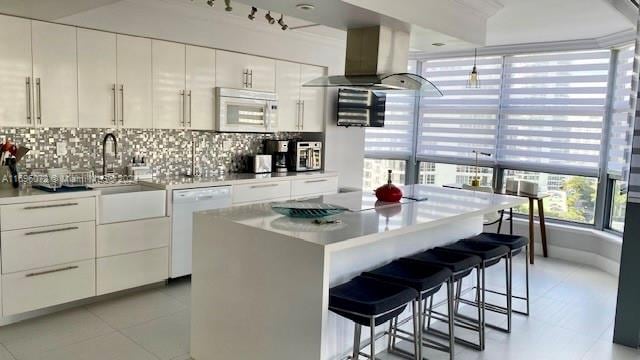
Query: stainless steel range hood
304 26 442 96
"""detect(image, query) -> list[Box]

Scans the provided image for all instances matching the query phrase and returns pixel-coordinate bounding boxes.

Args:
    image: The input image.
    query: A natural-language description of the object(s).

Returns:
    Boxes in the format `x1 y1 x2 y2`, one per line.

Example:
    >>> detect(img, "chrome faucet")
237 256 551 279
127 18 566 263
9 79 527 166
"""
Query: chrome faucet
102 133 118 176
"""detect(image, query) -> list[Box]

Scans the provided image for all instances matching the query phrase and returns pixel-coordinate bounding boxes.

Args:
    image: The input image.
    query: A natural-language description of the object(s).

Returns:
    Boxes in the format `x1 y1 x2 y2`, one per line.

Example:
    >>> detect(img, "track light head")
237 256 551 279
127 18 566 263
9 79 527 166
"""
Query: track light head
224 0 232 12
248 6 257 20
277 15 288 30
265 11 276 24
206 0 214 7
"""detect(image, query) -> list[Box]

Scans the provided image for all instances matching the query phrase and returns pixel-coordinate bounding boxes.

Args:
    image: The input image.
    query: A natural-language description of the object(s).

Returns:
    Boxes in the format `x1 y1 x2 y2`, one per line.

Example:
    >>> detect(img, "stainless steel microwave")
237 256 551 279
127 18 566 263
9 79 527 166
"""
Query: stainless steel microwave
216 88 278 133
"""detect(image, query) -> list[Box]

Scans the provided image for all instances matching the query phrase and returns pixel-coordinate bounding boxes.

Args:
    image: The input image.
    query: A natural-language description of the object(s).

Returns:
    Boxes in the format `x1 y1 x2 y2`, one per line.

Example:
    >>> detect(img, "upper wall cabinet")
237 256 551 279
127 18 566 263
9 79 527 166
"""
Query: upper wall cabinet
186 45 216 131
0 15 33 127
275 61 326 132
32 21 78 128
78 29 117 128
152 40 186 129
117 35 153 129
216 51 275 92
299 65 326 132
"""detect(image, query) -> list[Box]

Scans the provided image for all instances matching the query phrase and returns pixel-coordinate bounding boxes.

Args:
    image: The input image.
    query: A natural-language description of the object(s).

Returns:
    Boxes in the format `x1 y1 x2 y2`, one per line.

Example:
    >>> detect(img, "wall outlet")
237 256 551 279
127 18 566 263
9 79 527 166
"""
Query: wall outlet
56 142 67 156
223 140 232 151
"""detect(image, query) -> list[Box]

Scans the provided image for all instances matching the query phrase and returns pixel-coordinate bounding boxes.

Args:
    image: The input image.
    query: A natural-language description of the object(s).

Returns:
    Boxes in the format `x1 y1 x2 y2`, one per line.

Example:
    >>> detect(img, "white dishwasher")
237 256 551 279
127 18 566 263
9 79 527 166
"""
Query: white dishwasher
171 186 232 278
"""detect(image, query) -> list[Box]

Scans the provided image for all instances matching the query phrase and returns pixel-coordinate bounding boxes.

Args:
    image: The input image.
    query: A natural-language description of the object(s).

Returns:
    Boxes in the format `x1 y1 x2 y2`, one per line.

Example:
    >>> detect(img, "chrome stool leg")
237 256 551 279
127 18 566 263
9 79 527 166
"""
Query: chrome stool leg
353 324 362 359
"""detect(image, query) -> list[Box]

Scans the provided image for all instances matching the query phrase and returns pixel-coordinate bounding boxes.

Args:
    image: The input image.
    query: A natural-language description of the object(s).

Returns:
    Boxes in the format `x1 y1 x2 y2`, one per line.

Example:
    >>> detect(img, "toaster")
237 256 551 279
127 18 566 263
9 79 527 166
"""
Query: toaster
248 155 272 174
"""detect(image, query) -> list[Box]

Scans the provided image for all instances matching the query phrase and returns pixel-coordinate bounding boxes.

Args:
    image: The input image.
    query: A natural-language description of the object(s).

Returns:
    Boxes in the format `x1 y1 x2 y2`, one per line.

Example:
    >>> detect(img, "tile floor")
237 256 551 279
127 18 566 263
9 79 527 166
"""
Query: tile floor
0 256 636 360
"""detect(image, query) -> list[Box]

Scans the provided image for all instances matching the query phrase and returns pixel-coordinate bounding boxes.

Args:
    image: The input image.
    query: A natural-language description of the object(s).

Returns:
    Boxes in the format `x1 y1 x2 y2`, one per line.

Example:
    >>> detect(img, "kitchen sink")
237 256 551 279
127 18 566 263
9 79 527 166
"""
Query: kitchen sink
90 183 166 224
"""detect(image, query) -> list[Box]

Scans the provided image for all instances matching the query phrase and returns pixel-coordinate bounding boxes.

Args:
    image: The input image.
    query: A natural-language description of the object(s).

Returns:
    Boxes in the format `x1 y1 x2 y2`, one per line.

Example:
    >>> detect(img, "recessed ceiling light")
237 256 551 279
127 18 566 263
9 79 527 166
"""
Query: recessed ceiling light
432 42 446 47
296 4 315 11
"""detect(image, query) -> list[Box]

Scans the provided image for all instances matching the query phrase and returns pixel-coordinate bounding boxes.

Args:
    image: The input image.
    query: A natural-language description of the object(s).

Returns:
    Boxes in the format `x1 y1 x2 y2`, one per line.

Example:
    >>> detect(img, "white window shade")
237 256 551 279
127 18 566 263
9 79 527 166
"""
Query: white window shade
499 50 610 176
607 45 636 178
418 56 503 165
364 61 417 160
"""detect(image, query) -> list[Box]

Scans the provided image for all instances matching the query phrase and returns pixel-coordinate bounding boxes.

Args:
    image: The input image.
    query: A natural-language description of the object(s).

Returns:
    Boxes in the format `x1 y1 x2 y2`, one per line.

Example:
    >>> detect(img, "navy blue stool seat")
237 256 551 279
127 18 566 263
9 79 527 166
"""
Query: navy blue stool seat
407 248 481 281
440 240 509 267
467 232 527 256
329 275 419 360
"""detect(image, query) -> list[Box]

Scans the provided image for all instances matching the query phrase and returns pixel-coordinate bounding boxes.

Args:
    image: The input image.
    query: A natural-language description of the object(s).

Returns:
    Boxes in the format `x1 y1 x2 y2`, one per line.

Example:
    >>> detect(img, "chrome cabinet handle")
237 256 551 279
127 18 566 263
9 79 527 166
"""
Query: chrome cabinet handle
26 265 79 278
180 90 185 126
296 101 301 130
301 100 305 131
304 179 328 184
112 84 117 125
250 183 279 189
119 85 124 126
249 70 253 88
25 226 79 236
23 202 79 210
35 78 42 124
26 77 32 123
243 69 248 88
188 90 192 127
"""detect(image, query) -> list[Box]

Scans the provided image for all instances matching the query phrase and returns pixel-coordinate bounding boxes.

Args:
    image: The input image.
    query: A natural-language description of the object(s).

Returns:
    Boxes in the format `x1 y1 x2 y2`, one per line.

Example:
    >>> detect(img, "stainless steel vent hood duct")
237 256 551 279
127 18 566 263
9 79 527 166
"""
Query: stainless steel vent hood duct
303 26 442 96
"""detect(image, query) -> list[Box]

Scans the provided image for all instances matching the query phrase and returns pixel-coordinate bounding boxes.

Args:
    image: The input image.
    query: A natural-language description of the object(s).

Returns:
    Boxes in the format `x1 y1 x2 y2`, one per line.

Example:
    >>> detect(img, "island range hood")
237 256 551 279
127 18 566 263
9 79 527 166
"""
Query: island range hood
304 25 442 96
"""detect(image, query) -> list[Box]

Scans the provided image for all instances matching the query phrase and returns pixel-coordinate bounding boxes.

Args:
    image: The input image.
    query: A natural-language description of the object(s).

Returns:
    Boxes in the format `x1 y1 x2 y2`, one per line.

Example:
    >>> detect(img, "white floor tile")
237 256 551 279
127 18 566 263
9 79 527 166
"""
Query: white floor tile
86 290 187 330
0 308 114 360
582 340 640 360
32 332 157 360
0 345 15 360
159 278 191 307
121 310 190 360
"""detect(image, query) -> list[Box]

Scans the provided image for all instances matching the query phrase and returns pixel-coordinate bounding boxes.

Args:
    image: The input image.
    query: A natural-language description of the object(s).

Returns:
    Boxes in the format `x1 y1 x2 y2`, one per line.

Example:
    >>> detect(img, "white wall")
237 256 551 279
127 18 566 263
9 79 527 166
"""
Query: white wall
58 0 365 189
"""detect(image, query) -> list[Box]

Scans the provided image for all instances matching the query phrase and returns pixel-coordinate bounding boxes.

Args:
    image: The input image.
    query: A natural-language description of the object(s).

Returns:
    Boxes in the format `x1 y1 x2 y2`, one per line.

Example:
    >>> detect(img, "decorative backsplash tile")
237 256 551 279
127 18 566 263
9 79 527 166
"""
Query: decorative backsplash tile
0 127 303 177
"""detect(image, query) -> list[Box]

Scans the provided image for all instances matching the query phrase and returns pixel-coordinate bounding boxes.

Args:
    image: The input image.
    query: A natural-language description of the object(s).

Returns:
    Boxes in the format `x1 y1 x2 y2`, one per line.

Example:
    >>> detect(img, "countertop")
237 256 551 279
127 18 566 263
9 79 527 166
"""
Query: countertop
0 186 101 205
139 171 338 190
195 184 528 251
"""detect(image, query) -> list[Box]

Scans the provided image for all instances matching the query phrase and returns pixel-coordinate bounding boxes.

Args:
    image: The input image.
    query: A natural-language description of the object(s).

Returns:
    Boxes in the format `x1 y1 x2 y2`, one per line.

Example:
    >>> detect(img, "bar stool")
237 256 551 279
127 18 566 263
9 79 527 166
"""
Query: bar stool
467 232 530 317
329 275 419 360
406 248 484 351
362 259 454 360
439 241 510 337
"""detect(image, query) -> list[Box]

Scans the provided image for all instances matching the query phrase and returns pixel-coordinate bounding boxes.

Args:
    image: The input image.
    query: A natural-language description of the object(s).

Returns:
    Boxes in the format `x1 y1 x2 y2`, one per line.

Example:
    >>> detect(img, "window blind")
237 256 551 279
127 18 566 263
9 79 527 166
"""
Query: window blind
607 45 636 179
418 56 503 165
499 50 610 176
364 61 417 160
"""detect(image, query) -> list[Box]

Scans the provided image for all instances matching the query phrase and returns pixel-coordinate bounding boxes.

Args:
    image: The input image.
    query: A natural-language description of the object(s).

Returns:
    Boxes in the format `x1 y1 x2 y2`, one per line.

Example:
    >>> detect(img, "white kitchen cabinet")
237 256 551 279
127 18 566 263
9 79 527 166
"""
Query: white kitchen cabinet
117 34 153 129
97 217 170 257
186 45 216 130
0 197 96 231
0 15 33 127
291 176 339 198
276 61 302 132
31 21 78 128
78 29 118 128
216 51 275 92
153 40 186 129
97 247 169 295
232 180 291 205
299 64 326 132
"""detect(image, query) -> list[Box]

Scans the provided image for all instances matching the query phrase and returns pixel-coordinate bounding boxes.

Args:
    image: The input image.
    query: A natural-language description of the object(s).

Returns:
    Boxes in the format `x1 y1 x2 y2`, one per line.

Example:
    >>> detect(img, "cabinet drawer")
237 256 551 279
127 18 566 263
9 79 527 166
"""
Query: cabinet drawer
1 221 95 274
291 177 338 198
1 197 95 231
232 181 291 204
97 247 169 295
2 259 95 316
97 217 170 257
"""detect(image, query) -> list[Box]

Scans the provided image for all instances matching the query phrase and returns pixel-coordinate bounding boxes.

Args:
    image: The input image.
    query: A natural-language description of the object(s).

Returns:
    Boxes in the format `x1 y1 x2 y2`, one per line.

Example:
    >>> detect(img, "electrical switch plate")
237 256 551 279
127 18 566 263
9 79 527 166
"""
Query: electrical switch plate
56 142 67 156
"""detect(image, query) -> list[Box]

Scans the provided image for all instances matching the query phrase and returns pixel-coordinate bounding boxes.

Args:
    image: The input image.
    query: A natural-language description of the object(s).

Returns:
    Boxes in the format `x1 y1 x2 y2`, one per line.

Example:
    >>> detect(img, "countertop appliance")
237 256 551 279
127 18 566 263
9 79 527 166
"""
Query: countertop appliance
290 141 322 172
171 186 232 278
265 140 289 173
337 89 386 127
248 154 272 174
215 87 278 133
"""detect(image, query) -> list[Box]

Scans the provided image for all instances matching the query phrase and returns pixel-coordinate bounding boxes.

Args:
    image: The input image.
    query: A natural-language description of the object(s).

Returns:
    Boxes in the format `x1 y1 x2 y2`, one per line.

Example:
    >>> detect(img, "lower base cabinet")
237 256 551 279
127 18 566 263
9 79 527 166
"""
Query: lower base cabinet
97 247 169 295
2 259 95 316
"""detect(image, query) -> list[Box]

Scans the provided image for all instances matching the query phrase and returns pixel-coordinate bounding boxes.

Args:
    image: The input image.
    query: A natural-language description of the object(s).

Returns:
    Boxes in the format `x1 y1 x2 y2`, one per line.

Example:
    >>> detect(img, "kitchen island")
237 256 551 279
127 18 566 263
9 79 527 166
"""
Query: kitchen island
190 185 526 360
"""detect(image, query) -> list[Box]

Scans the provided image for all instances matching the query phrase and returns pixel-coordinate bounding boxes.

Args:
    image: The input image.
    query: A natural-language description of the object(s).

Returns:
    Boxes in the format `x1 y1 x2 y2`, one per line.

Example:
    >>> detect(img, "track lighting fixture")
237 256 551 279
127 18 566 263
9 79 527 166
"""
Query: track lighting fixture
278 14 288 30
248 6 257 20
224 0 232 12
206 0 214 7
265 11 276 24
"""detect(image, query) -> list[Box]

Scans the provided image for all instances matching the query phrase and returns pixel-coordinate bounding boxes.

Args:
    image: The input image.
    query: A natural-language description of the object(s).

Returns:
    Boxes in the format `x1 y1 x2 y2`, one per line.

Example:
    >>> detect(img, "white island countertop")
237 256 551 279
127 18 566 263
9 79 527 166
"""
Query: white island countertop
198 184 527 251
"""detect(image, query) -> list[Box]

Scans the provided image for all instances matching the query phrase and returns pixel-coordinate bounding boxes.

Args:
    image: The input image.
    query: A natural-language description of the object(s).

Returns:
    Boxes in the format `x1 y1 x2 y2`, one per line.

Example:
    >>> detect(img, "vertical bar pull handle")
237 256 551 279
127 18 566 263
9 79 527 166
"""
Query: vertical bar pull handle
188 90 192 127
26 77 32 123
301 100 305 131
242 69 247 88
249 69 253 88
119 84 124 126
112 84 117 125
35 78 42 124
180 90 185 126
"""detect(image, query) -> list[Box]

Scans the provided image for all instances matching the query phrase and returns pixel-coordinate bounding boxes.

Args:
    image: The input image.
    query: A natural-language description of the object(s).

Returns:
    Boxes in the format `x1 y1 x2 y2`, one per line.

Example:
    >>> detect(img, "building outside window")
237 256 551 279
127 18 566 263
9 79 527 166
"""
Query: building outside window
419 162 493 187
362 158 406 191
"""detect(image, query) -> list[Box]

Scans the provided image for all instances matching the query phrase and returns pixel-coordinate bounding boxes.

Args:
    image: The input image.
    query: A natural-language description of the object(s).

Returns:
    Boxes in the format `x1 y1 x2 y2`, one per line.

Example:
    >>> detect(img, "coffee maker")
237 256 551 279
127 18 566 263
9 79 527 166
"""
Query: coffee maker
264 140 289 173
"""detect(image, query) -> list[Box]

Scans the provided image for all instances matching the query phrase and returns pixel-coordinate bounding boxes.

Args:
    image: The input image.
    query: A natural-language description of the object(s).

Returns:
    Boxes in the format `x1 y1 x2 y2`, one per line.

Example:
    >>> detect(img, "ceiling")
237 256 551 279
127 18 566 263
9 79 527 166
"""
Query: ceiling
0 0 635 54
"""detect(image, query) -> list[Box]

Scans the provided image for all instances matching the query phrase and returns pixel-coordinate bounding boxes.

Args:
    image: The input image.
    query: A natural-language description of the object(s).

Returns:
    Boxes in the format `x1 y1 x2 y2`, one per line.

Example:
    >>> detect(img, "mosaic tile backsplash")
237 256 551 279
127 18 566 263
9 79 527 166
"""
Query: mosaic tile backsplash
0 128 303 177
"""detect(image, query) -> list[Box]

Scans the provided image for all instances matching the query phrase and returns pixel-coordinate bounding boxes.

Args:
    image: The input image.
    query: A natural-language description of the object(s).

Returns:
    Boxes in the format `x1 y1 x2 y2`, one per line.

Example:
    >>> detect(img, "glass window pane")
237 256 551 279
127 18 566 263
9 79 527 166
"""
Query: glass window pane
362 158 406 190
503 170 598 224
610 180 627 232
418 162 493 187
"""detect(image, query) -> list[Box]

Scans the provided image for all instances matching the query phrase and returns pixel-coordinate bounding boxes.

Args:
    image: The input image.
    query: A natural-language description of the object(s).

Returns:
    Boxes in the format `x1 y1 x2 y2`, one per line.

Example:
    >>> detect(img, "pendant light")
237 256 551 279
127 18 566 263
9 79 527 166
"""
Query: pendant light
467 48 480 88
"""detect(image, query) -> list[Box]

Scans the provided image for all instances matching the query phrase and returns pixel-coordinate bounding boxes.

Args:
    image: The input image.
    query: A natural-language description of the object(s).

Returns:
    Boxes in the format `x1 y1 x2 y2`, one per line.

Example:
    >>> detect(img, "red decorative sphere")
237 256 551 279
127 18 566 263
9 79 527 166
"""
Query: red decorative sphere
374 170 403 202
